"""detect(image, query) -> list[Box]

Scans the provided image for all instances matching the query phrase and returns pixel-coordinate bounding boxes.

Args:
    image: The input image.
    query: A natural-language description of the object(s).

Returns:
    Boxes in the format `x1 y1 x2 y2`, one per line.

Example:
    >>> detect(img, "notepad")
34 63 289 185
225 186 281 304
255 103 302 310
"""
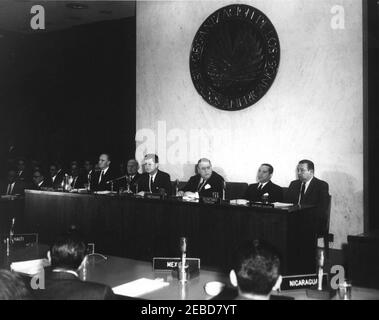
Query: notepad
112 278 169 297
10 259 50 276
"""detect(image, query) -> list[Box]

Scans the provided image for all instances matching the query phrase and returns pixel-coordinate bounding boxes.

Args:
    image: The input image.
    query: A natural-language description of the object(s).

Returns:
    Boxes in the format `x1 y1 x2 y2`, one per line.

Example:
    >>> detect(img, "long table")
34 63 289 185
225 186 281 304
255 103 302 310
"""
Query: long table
23 190 318 275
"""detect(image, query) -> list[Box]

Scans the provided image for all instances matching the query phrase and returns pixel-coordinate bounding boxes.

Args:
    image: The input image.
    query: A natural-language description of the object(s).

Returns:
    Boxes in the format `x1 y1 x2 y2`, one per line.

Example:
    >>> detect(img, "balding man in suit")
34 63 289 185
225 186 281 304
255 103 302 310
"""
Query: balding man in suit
179 158 225 198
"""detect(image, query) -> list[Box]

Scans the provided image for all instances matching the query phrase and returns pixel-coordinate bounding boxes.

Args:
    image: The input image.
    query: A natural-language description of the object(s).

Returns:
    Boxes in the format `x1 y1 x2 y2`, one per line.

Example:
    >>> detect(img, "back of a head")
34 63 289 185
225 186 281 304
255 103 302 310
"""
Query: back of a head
233 240 281 296
50 234 87 270
0 270 32 300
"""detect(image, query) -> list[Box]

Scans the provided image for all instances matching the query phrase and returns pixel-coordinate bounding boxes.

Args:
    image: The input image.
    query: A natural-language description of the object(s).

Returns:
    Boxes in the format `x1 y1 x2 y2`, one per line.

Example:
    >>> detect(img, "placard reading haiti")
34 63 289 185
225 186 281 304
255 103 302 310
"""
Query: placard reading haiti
190 4 280 111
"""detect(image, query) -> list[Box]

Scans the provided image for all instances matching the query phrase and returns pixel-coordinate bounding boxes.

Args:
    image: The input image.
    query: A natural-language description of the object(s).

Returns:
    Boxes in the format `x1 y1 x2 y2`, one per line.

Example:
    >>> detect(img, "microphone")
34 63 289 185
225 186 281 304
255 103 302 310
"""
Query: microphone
180 237 187 255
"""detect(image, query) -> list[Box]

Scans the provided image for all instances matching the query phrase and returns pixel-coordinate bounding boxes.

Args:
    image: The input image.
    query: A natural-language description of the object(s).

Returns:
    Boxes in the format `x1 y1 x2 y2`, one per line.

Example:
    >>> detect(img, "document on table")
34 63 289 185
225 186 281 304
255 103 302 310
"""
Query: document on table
112 278 170 297
10 259 50 276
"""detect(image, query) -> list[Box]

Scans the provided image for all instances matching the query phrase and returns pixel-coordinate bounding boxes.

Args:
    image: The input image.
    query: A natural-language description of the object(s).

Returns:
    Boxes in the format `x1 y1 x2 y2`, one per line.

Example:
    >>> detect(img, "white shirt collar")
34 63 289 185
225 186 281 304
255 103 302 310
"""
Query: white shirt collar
303 176 314 193
258 181 269 188
38 180 44 187
102 167 109 175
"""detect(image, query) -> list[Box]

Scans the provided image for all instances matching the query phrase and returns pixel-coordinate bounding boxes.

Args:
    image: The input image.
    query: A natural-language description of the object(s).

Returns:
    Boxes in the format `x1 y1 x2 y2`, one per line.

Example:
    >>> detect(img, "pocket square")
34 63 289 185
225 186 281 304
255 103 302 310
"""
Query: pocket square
204 184 211 190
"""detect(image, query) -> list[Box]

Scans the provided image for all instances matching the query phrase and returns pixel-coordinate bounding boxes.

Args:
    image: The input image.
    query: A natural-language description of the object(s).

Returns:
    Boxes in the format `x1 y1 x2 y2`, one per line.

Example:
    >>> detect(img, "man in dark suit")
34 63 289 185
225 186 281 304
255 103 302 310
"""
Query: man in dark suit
0 169 26 196
69 163 85 189
179 158 224 198
90 153 118 191
213 239 282 300
284 160 330 232
47 164 64 189
136 154 172 196
31 170 49 190
16 158 30 184
244 164 283 203
33 235 115 300
119 159 141 193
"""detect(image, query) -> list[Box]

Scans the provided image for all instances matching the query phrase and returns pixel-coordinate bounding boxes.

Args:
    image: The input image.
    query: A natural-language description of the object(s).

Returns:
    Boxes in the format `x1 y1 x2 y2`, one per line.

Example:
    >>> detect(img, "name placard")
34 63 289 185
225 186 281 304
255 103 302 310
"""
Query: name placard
281 273 328 291
144 193 163 200
153 257 200 271
250 202 274 208
11 233 39 246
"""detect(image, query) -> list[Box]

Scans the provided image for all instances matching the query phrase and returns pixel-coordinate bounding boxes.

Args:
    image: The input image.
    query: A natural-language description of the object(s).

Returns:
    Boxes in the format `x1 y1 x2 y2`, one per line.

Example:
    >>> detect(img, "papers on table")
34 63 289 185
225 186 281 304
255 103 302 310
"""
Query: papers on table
10 259 50 276
273 202 295 209
112 278 169 297
229 199 249 206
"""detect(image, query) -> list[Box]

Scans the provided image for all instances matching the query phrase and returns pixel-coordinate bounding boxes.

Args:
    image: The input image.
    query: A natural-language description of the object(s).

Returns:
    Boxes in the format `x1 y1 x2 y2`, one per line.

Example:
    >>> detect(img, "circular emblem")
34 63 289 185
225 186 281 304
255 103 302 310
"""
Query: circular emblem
190 4 280 111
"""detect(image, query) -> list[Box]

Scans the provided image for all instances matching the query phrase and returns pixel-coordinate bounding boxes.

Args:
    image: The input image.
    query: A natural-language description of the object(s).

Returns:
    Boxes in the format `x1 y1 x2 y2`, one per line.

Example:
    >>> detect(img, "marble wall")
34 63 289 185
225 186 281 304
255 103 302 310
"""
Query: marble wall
136 0 364 248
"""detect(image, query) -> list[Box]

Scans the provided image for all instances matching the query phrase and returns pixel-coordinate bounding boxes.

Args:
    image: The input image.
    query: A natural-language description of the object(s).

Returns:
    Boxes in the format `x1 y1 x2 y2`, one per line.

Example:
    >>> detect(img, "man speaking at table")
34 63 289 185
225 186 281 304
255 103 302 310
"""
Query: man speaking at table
90 153 118 191
136 154 172 196
179 158 225 198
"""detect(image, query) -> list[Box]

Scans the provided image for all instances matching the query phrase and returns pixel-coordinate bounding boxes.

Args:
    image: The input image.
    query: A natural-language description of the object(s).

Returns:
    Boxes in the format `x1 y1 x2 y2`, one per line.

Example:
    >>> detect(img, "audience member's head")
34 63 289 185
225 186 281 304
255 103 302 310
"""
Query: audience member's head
0 270 32 300
297 159 315 182
230 240 282 300
48 234 87 271
144 154 159 175
197 158 213 180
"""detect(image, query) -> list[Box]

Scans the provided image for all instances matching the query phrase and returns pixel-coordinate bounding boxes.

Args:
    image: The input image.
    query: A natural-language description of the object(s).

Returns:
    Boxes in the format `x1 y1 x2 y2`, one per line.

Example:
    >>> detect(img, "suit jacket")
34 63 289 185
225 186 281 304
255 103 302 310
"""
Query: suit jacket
70 175 86 189
119 173 141 193
33 270 115 300
182 171 225 198
0 180 26 196
136 170 172 195
244 181 283 203
16 170 30 183
90 167 118 191
284 177 330 233
48 174 64 189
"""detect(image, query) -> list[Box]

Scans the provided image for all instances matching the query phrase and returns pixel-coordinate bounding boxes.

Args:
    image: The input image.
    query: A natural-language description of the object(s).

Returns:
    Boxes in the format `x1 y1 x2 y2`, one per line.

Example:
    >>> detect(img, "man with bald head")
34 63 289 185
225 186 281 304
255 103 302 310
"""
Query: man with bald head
180 158 225 198
90 153 118 191
120 159 141 193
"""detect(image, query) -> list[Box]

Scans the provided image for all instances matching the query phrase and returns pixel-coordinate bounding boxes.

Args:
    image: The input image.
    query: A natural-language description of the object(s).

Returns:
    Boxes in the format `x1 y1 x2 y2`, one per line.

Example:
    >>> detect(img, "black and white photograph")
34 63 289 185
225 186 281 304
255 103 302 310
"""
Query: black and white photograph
0 0 378 307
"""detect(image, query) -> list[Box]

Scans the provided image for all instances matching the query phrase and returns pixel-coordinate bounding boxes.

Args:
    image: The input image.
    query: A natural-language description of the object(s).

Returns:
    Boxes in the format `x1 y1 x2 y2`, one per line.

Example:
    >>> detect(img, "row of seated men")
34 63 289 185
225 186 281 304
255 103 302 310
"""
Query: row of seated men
0 153 329 215
0 232 286 300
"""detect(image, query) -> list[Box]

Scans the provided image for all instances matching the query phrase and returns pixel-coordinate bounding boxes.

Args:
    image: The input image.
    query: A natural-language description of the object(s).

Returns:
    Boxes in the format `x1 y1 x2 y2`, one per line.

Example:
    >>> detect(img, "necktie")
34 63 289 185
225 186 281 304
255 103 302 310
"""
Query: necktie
99 170 105 184
299 182 306 204
149 176 154 192
258 184 263 190
197 179 207 192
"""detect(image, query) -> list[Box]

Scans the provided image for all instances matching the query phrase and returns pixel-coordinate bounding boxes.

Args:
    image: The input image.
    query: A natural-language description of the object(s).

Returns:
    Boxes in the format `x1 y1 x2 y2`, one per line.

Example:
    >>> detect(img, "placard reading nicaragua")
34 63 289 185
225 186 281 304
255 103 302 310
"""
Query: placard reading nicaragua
190 4 280 111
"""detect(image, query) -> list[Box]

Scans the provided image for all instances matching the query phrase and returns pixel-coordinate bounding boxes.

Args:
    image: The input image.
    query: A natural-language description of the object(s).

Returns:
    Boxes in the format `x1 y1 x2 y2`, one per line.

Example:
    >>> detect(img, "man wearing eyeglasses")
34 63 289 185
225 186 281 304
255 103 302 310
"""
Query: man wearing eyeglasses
179 158 225 198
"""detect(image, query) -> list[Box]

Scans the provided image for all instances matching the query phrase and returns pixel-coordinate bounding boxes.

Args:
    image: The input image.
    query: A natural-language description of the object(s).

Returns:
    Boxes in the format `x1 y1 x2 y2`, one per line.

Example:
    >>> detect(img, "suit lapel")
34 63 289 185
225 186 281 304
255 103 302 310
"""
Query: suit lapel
304 178 316 199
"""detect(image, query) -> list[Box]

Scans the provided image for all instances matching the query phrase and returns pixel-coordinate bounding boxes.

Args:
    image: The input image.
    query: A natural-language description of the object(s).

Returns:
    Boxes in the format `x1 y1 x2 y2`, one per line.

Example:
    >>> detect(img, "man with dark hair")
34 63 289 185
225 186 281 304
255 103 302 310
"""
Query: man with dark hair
34 235 115 300
0 270 32 300
90 153 118 191
16 158 29 183
0 168 26 195
228 240 282 300
136 154 172 195
244 164 283 203
284 160 330 232
179 158 224 198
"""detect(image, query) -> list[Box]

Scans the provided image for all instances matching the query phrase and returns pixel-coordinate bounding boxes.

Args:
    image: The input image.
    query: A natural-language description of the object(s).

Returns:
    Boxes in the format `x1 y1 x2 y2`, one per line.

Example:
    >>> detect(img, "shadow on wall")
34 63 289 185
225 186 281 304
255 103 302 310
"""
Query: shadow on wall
321 171 364 247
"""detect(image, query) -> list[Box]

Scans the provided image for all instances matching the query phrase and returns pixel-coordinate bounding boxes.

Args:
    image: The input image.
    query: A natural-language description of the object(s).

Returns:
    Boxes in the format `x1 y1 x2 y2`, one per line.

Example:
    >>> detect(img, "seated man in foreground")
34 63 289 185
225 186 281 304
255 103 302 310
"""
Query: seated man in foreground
179 158 224 198
34 235 115 300
214 240 282 300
